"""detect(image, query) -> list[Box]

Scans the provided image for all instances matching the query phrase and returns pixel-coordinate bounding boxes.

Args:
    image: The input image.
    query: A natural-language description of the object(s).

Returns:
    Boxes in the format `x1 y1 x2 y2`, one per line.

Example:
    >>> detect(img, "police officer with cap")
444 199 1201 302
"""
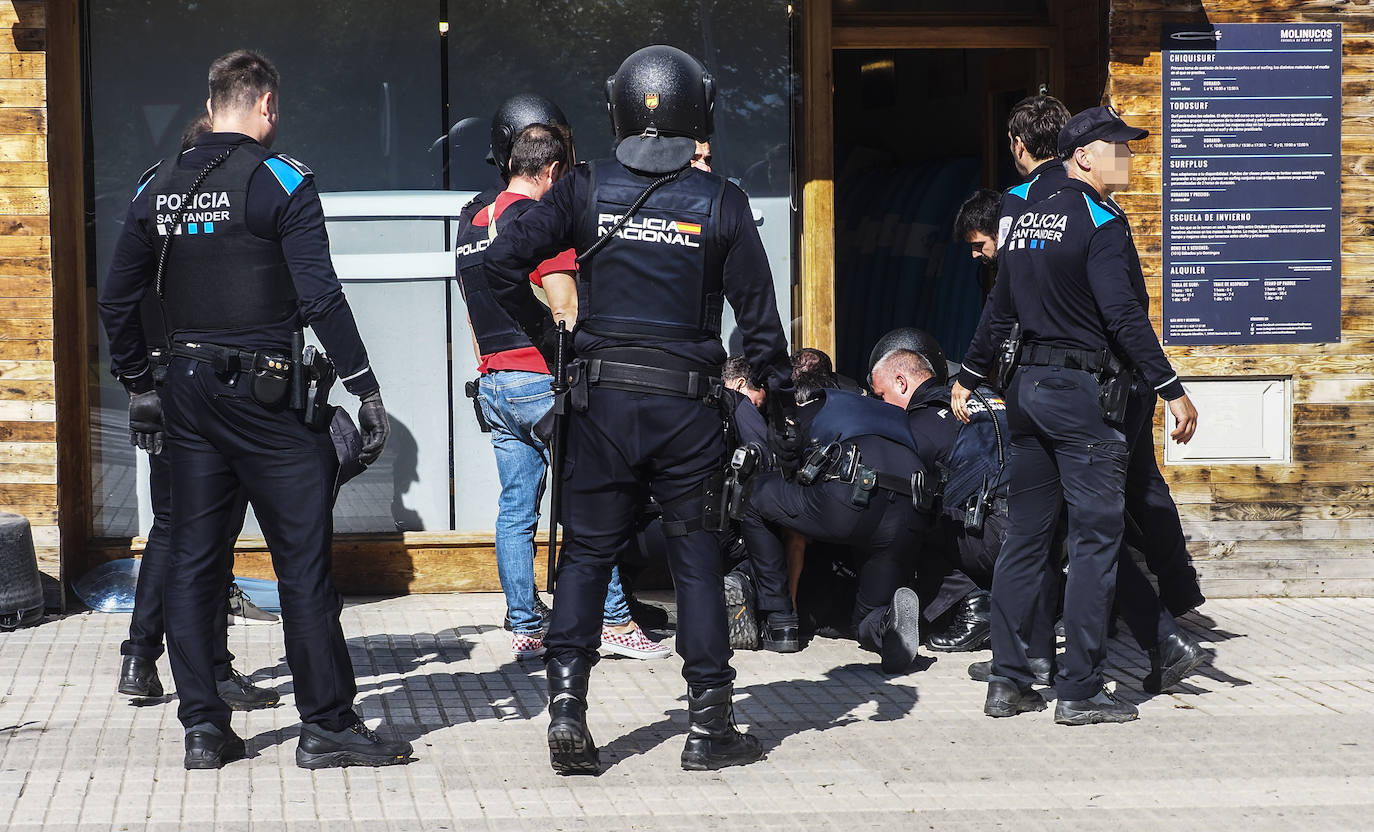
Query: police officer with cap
483 44 793 774
951 104 1200 724
98 50 407 769
869 330 1000 652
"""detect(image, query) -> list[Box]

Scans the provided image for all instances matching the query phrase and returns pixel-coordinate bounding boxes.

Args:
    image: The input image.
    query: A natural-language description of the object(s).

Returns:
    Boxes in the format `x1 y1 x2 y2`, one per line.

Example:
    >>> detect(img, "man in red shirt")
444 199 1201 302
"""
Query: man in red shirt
456 119 667 661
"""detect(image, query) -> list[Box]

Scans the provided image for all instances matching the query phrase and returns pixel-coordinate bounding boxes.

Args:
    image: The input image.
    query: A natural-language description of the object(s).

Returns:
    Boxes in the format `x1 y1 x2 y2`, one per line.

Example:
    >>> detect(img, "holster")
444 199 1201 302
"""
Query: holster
1096 352 1128 424
702 467 728 533
465 378 492 433
992 322 1023 391
565 361 591 413
299 345 337 432
725 444 761 520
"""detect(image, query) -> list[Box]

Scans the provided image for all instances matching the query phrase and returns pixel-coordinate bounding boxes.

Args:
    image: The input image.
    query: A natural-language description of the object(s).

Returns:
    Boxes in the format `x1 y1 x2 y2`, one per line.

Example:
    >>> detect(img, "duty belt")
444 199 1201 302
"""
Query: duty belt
580 348 720 400
172 341 291 376
1018 342 1118 375
807 442 914 498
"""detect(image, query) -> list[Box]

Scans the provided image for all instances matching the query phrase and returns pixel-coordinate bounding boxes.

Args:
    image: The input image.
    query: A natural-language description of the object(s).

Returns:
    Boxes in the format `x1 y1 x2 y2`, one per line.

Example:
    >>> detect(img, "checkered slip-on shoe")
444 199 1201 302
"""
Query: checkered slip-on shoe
512 632 546 659
599 622 672 660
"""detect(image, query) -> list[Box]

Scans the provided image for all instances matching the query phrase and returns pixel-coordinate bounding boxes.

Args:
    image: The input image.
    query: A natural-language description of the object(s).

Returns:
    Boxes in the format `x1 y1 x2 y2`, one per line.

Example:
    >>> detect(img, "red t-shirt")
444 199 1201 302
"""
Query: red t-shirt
474 191 575 375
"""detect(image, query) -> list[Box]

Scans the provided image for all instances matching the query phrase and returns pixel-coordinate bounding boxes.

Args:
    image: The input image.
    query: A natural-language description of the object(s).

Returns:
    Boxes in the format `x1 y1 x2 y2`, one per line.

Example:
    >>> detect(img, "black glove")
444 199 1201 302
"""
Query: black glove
358 390 389 466
765 392 802 479
128 390 164 455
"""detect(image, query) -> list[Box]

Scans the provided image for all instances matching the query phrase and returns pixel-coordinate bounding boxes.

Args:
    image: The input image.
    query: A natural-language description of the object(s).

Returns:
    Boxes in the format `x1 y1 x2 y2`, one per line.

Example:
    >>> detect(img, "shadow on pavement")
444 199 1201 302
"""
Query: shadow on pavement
596 662 920 771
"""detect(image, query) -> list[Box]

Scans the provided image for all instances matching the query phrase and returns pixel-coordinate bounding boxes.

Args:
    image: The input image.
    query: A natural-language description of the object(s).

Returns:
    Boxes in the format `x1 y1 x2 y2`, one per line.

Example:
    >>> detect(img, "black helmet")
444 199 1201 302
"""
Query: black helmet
605 45 714 175
868 328 950 386
488 93 570 181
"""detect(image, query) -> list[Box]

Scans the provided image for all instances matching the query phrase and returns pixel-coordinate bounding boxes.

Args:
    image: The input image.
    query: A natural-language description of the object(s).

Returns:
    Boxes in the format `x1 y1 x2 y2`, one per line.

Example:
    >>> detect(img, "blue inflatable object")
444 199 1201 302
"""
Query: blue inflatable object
72 558 283 614
72 558 140 613
230 576 283 614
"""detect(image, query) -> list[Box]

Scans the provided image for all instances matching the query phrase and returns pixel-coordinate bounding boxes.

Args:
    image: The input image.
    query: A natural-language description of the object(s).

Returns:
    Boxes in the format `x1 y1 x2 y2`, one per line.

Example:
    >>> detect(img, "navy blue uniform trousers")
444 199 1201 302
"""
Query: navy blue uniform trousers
545 388 733 689
162 357 356 732
743 473 924 653
991 365 1129 700
121 450 245 679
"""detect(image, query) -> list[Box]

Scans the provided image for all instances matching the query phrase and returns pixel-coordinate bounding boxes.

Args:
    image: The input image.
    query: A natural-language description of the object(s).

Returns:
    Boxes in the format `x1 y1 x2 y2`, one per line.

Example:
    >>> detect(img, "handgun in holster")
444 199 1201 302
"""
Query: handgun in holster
911 470 935 513
298 345 337 433
725 444 761 520
992 322 1023 391
464 379 492 433
797 442 842 487
1096 350 1129 424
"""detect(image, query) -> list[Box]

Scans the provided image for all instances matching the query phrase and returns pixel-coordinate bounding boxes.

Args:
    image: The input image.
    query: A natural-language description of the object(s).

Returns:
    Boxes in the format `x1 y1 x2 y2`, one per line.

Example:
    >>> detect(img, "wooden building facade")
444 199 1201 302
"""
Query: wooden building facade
2 0 1370 601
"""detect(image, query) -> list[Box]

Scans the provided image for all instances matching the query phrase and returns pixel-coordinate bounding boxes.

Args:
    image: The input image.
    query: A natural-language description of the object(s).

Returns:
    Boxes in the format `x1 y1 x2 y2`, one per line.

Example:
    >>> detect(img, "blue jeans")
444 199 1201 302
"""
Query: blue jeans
477 371 631 634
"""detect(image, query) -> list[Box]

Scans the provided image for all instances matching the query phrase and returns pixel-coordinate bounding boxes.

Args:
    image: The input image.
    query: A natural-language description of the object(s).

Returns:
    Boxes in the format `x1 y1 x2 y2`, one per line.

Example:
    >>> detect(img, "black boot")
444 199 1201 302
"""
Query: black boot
880 587 922 674
761 610 800 653
546 656 600 775
984 678 1046 718
1054 686 1138 725
1143 631 1207 694
184 722 246 770
216 668 281 711
926 590 991 652
681 684 764 771
296 720 413 769
118 655 164 698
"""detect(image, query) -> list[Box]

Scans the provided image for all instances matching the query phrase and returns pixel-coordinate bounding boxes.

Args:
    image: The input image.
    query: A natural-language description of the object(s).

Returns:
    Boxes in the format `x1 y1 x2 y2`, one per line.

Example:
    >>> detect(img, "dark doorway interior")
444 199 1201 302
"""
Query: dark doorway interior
831 47 1044 379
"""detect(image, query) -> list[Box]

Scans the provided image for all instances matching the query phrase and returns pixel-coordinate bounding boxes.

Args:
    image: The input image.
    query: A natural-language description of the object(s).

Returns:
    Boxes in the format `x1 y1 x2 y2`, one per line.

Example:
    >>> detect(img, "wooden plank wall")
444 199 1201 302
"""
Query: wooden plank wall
1108 0 1374 597
0 1 60 595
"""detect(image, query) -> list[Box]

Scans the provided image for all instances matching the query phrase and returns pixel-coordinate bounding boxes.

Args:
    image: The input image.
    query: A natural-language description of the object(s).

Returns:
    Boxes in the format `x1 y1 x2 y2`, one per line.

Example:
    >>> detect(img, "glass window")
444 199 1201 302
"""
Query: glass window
85 0 793 538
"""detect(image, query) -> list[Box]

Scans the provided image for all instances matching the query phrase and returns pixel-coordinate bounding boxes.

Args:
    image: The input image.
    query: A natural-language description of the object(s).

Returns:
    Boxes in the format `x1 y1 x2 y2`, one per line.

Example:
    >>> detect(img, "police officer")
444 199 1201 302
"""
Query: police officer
972 96 1205 674
740 369 932 673
116 113 279 710
483 45 792 774
456 112 666 661
869 331 1001 652
98 50 409 769
952 105 1200 724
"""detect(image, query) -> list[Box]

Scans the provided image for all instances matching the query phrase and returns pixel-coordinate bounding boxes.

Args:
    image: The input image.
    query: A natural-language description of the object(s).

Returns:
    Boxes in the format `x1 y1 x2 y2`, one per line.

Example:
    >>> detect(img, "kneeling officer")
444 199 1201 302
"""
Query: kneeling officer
483 45 793 774
738 369 934 674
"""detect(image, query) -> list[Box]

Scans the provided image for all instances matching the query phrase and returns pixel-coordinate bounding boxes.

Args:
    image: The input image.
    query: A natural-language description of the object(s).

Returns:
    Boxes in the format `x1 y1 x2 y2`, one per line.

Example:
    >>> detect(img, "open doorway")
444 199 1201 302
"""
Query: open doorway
831 47 1047 380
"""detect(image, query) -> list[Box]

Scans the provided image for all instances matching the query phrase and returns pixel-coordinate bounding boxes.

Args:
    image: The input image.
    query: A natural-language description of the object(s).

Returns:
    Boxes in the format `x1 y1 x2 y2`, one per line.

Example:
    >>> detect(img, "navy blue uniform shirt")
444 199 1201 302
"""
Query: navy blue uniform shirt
482 162 792 393
903 378 961 476
98 132 378 396
957 177 1183 401
961 159 1072 381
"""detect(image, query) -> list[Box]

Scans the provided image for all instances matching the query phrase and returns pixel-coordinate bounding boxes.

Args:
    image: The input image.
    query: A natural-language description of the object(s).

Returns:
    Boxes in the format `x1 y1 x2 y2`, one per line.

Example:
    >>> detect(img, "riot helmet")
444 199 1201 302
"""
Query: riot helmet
489 93 571 181
606 45 714 175
868 328 950 386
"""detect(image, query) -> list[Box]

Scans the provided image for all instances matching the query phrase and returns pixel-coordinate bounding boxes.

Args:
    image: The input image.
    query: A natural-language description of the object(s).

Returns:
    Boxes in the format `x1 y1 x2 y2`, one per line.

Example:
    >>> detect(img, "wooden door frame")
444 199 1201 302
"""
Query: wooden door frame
799 0 1064 361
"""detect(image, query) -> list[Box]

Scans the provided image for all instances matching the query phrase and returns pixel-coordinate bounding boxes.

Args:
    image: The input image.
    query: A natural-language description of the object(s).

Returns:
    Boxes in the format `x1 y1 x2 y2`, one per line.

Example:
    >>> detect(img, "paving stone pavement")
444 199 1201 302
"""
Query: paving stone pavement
2 594 1373 831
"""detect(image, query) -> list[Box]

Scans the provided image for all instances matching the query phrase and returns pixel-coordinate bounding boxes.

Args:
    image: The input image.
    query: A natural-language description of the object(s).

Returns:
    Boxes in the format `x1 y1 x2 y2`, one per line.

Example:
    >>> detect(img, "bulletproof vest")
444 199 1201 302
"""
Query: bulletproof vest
940 387 1010 510
455 196 546 357
147 143 298 333
575 160 726 341
808 390 919 454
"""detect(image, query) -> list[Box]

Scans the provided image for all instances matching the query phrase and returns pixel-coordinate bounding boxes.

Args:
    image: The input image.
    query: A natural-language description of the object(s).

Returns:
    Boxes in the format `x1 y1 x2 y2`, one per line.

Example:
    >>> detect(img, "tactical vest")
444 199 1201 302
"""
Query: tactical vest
808 390 919 454
575 160 726 341
146 143 298 333
455 195 547 358
939 386 1010 510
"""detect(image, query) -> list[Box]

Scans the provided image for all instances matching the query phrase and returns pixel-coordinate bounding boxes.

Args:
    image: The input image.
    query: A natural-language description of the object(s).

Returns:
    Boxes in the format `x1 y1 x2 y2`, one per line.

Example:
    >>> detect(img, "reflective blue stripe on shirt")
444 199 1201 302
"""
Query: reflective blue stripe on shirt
1082 192 1118 228
1007 175 1039 201
263 157 305 196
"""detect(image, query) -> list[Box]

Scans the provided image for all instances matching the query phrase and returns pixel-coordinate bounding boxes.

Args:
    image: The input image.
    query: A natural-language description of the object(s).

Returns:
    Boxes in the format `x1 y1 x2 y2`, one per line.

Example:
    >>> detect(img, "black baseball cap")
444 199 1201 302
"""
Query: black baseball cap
1058 105 1148 156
